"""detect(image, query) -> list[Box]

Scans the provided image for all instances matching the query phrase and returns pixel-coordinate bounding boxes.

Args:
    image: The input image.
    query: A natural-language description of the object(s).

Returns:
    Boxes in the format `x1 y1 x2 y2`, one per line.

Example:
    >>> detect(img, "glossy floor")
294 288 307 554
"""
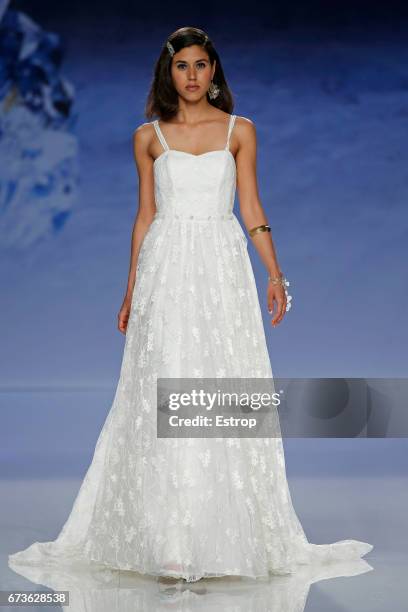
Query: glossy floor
2 474 406 611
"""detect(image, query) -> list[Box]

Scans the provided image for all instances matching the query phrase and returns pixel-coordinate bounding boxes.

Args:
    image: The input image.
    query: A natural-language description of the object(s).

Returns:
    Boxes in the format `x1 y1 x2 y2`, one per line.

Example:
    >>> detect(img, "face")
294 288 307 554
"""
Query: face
170 44 216 99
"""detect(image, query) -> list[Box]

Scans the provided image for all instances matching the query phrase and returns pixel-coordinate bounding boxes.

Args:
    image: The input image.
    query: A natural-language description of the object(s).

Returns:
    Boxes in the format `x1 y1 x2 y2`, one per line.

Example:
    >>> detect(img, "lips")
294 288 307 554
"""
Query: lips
186 86 199 91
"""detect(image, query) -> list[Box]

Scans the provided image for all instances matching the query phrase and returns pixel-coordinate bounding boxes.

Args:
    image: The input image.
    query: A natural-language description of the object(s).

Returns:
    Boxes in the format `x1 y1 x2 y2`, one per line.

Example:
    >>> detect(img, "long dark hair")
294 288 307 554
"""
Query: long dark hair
145 27 234 121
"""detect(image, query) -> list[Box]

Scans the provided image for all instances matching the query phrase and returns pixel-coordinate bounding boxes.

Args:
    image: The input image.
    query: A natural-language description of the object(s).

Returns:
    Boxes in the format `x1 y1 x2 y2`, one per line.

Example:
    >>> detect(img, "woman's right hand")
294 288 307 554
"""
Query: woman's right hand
118 296 132 335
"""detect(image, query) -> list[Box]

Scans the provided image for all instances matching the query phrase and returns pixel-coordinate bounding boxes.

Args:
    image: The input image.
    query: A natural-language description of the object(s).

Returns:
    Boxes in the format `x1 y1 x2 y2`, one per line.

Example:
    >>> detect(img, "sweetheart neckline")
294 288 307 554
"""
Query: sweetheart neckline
153 149 235 168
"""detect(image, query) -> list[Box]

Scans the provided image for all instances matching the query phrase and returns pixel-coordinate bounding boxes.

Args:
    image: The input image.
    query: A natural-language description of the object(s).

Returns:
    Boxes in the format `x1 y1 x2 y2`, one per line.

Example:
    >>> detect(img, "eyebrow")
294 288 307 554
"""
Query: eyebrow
175 58 209 63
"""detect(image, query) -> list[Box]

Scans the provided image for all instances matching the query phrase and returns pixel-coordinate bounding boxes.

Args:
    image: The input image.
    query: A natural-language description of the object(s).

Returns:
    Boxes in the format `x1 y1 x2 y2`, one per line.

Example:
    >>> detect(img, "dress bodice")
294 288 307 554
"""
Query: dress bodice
152 115 237 219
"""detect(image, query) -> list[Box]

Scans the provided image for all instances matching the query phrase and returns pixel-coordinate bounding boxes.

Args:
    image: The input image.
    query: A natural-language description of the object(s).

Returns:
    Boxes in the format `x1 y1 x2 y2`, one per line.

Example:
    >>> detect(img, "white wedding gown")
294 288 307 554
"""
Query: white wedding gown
8 114 373 582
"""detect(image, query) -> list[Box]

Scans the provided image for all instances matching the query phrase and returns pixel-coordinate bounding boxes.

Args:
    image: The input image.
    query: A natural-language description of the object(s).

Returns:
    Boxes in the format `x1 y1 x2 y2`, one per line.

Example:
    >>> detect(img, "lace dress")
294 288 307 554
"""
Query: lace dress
8 114 373 582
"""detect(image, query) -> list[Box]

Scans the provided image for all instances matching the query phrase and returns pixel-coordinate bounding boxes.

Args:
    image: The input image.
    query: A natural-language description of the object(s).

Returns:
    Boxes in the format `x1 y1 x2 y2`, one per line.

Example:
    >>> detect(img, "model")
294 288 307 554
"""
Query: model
9 26 373 583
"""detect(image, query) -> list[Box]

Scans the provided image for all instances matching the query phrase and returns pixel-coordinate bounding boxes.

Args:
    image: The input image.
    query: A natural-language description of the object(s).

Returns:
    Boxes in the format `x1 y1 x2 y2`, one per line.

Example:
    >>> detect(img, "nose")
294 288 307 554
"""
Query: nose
187 68 198 79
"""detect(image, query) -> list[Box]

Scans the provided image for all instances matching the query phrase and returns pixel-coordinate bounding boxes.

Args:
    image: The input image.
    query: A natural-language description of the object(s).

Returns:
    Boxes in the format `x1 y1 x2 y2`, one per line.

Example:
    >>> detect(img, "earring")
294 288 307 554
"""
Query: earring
208 80 220 100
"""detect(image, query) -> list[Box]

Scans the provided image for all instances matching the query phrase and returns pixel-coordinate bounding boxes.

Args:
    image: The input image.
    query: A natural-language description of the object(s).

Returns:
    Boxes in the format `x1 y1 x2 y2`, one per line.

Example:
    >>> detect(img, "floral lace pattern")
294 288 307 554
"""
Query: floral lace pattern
8 117 373 581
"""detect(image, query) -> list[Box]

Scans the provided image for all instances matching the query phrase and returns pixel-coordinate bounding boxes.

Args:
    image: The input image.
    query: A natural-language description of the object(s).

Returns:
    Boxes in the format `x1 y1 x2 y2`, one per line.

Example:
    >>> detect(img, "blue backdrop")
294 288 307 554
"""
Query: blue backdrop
1 1 407 479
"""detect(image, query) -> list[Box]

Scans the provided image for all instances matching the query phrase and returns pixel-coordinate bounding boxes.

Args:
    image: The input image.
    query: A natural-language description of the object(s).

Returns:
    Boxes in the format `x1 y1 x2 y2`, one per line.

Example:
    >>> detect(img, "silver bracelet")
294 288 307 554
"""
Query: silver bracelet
268 274 293 312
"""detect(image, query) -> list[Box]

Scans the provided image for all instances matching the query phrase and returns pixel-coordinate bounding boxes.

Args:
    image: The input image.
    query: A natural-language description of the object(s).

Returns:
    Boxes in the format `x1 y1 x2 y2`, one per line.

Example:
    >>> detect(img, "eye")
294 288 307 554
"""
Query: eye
175 62 208 70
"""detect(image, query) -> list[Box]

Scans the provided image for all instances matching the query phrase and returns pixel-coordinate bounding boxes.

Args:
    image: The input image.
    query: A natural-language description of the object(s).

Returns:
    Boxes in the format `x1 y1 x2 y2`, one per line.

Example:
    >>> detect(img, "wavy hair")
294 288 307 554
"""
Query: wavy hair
145 27 234 121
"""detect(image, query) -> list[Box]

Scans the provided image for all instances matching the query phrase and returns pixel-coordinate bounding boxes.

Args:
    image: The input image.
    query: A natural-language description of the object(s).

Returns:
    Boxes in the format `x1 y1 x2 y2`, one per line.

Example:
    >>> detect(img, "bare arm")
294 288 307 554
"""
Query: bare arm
234 117 287 326
118 123 157 333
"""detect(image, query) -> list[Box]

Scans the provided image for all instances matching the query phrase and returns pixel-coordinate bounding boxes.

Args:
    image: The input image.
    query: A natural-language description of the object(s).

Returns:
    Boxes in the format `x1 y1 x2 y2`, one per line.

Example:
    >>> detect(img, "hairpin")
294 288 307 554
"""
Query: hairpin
167 34 209 58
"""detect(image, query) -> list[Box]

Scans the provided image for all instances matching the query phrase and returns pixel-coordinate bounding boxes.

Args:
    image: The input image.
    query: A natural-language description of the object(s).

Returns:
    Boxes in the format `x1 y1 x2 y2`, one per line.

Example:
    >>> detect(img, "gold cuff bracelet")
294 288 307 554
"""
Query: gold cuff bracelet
248 224 271 238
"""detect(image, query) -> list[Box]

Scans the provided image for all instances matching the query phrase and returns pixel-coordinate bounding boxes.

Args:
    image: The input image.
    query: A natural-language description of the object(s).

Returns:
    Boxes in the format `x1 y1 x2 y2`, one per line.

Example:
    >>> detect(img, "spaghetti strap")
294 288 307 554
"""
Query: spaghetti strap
153 120 169 152
154 115 236 153
225 114 237 151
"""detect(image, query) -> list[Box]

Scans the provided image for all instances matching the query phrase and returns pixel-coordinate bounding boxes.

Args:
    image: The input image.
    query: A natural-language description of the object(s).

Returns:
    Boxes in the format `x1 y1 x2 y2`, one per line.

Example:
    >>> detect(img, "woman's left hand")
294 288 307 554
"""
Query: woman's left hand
268 283 287 326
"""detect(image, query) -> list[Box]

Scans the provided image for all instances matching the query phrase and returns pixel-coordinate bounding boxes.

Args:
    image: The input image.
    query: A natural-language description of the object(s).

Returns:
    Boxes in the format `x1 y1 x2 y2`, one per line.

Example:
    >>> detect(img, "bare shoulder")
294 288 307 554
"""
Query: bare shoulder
132 121 154 148
233 115 257 150
132 121 156 164
234 115 256 134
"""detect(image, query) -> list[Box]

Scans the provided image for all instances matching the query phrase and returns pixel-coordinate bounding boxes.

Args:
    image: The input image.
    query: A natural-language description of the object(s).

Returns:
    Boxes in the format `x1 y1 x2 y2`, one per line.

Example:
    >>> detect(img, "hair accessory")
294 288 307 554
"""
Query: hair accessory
268 274 293 312
248 224 271 237
167 34 208 58
166 40 175 56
